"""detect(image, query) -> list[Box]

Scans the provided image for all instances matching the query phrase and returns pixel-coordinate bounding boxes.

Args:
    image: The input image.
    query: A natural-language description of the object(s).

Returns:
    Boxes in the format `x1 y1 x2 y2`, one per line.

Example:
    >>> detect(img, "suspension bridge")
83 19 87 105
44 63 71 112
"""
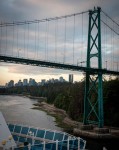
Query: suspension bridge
0 7 119 128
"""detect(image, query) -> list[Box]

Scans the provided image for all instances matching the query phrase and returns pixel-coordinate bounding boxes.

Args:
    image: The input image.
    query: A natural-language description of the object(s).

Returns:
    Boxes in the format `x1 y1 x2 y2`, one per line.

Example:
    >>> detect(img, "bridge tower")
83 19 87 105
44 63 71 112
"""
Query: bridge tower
83 7 104 128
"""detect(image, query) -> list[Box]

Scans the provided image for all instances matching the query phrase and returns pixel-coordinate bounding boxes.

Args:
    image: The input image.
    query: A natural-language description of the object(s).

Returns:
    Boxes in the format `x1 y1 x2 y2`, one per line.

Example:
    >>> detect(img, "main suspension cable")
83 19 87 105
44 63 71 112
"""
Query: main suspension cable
0 11 89 27
101 10 119 28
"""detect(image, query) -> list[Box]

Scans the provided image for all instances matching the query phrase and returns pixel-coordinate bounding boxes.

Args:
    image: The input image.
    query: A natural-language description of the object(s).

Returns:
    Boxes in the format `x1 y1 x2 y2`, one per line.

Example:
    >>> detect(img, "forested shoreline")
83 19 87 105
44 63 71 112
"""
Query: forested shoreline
0 77 119 127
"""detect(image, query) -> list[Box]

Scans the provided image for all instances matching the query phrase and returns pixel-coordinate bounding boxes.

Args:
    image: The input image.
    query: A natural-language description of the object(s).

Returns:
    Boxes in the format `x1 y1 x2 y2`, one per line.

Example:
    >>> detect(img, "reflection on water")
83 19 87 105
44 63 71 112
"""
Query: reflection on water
0 95 61 131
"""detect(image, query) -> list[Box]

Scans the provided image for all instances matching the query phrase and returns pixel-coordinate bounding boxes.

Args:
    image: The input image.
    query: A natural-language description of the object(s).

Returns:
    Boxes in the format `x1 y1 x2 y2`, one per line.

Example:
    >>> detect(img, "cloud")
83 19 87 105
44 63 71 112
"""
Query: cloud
0 0 119 22
6 63 81 76
0 0 119 84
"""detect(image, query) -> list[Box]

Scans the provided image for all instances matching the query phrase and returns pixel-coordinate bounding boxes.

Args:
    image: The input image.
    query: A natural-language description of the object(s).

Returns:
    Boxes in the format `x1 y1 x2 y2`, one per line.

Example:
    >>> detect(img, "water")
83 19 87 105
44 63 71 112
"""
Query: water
0 95 118 150
0 95 61 130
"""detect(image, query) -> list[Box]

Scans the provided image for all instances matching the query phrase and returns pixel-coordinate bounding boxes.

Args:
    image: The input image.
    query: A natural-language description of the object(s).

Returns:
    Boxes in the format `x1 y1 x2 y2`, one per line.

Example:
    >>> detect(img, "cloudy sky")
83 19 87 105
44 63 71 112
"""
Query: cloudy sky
0 0 119 85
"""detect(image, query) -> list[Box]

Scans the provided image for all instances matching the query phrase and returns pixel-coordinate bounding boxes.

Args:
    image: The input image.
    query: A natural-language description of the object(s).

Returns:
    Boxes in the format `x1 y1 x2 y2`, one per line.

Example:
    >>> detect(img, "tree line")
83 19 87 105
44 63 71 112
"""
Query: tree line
0 77 119 127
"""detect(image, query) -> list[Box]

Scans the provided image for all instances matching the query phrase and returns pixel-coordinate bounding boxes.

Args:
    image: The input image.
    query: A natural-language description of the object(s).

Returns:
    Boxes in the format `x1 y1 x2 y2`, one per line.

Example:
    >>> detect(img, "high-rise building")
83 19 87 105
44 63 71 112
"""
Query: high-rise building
29 78 37 86
7 80 14 87
23 79 28 86
59 76 64 82
29 78 33 86
41 79 46 86
18 80 23 86
69 74 73 83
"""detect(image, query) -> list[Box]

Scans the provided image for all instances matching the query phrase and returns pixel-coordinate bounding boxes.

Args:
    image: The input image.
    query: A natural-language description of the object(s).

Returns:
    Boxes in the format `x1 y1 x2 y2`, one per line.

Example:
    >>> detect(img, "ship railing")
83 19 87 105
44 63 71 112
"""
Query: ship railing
14 138 86 150
7 123 86 150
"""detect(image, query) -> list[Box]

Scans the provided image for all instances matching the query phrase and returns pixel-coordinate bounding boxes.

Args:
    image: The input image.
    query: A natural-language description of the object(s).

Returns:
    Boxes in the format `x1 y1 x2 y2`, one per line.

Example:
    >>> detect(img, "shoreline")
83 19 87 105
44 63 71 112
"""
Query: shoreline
32 101 80 133
0 94 47 101
32 101 119 139
1 94 119 139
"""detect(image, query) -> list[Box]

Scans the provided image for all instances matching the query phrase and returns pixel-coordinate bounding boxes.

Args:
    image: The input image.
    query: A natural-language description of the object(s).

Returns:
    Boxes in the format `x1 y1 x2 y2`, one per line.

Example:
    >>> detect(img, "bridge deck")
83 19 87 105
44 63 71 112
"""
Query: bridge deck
0 55 119 75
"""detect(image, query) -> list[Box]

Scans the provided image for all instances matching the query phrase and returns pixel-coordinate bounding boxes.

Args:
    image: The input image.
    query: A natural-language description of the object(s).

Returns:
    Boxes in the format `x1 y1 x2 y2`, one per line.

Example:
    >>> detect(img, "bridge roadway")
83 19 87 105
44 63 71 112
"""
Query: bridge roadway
0 55 119 75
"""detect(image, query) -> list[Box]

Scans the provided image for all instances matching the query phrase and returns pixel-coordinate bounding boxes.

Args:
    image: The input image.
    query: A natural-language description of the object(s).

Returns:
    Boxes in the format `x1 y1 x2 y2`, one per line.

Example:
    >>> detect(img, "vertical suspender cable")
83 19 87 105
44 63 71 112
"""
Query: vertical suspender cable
112 21 114 71
118 28 119 71
47 20 49 61
104 24 106 68
17 25 18 57
12 22 14 56
24 22 26 57
0 22 2 54
111 28 113 70
45 19 47 60
38 21 39 59
27 23 29 58
105 16 107 69
55 19 56 62
36 22 38 59
64 16 67 63
5 25 7 55
34 22 36 59
57 19 59 62
81 13 83 66
117 26 119 71
55 19 58 62
113 22 115 71
73 14 75 64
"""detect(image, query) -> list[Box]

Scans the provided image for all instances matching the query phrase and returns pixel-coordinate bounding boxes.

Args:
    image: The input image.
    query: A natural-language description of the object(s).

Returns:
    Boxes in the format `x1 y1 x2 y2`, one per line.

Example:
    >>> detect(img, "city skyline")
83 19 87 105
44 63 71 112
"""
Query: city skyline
4 74 74 87
0 71 84 86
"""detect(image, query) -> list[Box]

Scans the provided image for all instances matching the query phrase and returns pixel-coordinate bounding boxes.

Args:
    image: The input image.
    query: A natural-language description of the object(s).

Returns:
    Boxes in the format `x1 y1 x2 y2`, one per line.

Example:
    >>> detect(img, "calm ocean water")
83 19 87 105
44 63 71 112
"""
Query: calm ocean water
0 95 118 150
0 95 61 130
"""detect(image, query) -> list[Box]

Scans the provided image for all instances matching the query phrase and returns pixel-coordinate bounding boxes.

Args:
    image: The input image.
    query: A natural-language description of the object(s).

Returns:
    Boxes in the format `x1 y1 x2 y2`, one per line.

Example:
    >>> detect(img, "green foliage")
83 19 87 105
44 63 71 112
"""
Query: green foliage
0 77 119 127
103 77 119 127
54 93 72 111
